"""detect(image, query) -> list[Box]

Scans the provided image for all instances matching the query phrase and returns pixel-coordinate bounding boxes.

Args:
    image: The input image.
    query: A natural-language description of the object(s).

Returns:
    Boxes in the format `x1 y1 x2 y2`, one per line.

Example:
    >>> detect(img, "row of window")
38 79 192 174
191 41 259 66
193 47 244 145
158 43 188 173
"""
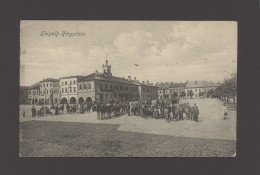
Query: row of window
101 94 140 100
61 87 77 93
40 83 52 88
160 88 216 94
142 87 156 92
170 89 183 93
61 80 76 85
40 90 51 95
187 88 214 93
79 83 91 90
100 84 138 92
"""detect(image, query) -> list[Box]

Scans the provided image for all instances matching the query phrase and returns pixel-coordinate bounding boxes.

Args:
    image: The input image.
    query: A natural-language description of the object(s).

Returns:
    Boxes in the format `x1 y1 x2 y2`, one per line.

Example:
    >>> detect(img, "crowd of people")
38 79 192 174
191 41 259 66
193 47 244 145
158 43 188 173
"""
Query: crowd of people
28 100 200 122
127 102 200 122
30 103 94 117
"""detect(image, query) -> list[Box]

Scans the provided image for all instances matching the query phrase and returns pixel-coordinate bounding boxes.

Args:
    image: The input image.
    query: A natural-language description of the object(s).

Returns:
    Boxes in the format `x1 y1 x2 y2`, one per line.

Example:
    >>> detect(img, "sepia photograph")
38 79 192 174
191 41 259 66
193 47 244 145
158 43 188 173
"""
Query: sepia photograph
19 20 237 157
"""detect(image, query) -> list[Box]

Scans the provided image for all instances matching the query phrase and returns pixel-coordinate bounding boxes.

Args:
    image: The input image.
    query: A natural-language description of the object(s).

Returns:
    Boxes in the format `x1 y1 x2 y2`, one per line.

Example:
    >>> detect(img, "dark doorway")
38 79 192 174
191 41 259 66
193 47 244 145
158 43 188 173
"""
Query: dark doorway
70 97 77 104
61 97 67 104
78 97 84 104
86 97 92 103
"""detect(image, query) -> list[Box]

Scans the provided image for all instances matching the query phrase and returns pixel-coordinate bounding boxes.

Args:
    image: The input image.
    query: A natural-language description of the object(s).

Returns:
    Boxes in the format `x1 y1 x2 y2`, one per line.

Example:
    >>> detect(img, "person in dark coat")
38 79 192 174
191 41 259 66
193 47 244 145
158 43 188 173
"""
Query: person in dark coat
127 103 130 116
190 105 194 121
166 104 171 122
66 104 70 114
97 103 101 120
193 103 199 122
31 106 35 117
185 103 191 120
106 104 112 119
55 106 59 115
179 104 183 120
174 104 180 120
100 103 105 120
61 104 64 114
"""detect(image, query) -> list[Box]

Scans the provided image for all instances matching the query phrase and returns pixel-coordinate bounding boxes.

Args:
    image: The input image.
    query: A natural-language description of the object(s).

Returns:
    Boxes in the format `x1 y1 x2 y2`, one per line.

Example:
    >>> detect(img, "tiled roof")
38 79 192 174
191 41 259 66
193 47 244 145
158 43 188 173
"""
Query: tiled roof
186 81 205 88
155 82 172 90
78 73 136 85
131 81 155 87
203 81 220 87
28 83 40 89
186 81 220 88
59 75 85 80
173 82 187 88
78 73 157 87
39 78 59 83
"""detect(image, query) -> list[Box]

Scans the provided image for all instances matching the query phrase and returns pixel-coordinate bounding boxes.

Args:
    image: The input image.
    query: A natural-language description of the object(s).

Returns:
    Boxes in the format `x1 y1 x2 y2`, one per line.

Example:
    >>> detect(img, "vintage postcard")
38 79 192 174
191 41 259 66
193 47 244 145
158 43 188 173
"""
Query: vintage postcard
20 21 237 157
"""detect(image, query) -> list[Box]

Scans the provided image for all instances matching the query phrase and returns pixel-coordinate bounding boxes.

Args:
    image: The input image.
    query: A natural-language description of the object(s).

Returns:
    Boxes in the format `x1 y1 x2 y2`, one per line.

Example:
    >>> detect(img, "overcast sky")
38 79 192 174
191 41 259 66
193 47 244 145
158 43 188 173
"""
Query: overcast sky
20 21 237 86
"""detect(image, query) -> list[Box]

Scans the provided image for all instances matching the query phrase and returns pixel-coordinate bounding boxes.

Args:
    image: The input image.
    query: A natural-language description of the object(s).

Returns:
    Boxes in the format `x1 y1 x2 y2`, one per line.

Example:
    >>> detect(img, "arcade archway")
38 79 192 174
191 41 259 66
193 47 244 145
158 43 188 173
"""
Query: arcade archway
70 97 77 104
86 97 92 103
78 97 84 104
60 97 67 104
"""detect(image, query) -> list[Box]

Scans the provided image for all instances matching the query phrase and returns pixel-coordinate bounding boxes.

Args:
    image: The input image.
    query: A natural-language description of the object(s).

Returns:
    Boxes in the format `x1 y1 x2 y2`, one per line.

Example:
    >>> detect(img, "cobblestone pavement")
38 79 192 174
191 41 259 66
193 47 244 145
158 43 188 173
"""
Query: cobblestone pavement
20 121 236 157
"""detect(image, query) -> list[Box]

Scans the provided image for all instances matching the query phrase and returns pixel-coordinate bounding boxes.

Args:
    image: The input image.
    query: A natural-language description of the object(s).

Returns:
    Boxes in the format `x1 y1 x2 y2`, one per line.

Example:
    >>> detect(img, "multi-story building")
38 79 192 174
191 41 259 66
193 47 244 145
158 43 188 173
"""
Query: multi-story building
172 82 187 98
185 80 220 98
155 82 172 100
39 78 59 104
132 79 158 102
27 83 40 104
59 76 84 104
202 81 220 98
58 59 158 104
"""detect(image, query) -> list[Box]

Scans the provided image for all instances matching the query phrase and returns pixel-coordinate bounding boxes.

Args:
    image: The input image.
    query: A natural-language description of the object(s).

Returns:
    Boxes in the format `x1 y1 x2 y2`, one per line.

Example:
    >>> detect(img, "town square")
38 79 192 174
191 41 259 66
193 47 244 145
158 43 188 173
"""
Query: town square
19 21 237 157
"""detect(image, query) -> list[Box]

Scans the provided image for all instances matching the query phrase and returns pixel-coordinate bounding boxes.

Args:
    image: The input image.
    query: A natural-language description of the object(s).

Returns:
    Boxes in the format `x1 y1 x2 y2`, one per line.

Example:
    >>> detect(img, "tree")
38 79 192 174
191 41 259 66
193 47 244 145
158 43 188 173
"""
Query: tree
214 73 237 105
187 90 194 98
207 89 215 98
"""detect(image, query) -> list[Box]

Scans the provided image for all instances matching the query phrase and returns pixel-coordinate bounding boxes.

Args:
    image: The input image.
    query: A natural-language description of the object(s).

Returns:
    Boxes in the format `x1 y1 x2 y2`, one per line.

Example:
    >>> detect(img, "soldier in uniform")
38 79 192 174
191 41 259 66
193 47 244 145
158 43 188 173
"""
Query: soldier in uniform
185 103 191 120
174 104 180 120
127 103 130 116
193 103 199 122
31 106 35 118
66 103 70 114
100 103 105 120
106 103 111 119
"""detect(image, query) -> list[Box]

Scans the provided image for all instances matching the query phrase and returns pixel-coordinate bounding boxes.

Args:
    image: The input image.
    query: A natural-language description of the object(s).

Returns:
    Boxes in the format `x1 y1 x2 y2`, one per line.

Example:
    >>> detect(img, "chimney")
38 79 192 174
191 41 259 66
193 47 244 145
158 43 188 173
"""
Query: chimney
95 69 98 75
146 80 149 84
142 81 145 84
134 77 136 81
161 82 163 85
128 76 131 81
195 80 197 85
137 80 139 82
